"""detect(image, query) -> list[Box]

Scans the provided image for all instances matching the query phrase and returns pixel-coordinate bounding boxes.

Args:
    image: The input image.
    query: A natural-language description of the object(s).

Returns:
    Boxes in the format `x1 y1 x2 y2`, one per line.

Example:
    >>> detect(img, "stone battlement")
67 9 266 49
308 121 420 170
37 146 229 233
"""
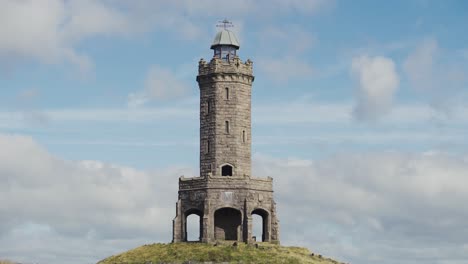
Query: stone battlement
198 57 254 78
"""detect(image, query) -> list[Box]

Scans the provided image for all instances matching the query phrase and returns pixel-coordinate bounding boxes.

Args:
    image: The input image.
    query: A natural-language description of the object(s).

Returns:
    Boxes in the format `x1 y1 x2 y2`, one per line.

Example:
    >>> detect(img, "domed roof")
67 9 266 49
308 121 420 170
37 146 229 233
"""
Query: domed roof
211 29 240 49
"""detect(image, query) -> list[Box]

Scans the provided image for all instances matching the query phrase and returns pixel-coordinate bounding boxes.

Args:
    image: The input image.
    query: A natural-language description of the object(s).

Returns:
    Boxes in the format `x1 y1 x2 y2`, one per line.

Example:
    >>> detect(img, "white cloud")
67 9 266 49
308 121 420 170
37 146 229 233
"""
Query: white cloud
172 0 333 18
1 133 468 264
253 151 468 263
3 103 468 153
127 65 191 107
267 0 333 13
403 38 438 91
2 98 468 131
0 0 131 72
0 0 334 72
0 133 193 264
257 56 314 82
255 24 316 82
258 25 316 55
351 55 399 121
403 38 468 112
62 0 133 40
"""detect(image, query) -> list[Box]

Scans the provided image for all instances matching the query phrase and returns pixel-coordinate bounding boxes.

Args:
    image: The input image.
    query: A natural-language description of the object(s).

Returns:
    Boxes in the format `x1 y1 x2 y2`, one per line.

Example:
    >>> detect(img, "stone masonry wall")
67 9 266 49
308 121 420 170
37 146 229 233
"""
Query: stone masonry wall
197 57 254 178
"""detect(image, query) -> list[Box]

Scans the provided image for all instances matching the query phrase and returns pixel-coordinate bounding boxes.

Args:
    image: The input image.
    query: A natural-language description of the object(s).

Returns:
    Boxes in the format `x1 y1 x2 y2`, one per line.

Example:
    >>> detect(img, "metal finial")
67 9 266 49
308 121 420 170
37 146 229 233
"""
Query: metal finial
216 19 234 30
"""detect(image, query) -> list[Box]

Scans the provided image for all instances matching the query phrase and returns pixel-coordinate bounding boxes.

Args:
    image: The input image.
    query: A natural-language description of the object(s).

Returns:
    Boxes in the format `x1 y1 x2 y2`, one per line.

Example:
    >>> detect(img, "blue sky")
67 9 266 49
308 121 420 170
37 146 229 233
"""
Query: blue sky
1 1 468 264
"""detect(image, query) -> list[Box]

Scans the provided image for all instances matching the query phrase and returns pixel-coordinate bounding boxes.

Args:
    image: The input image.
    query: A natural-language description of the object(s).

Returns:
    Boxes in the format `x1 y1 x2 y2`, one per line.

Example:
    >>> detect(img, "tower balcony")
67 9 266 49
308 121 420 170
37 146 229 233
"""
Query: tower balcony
178 174 273 193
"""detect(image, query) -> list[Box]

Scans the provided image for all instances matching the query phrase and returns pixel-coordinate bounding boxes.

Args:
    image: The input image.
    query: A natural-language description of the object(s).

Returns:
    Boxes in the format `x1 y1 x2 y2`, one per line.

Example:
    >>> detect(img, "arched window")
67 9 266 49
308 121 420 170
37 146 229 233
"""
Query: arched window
225 87 229 100
186 214 201 241
221 164 233 176
185 209 203 242
252 214 262 242
252 209 269 242
225 121 230 134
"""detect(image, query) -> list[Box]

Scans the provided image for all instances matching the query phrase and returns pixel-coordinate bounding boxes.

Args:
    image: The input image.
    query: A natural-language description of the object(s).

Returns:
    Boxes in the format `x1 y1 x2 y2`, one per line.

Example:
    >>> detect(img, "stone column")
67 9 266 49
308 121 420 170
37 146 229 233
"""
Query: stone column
245 216 253 243
202 215 211 242
243 200 253 243
202 199 212 243
270 201 280 244
172 199 183 242
265 211 271 242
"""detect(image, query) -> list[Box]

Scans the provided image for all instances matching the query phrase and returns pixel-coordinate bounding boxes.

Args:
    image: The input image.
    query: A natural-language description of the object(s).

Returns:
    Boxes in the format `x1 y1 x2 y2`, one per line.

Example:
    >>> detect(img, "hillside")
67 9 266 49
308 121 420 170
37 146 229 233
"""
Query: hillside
0 260 17 264
97 242 345 264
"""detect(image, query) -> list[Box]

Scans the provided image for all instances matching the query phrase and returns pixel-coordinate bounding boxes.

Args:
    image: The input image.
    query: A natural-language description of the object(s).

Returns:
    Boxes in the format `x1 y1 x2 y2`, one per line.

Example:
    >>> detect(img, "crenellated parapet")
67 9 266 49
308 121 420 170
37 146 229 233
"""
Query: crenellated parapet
197 57 254 85
179 175 207 190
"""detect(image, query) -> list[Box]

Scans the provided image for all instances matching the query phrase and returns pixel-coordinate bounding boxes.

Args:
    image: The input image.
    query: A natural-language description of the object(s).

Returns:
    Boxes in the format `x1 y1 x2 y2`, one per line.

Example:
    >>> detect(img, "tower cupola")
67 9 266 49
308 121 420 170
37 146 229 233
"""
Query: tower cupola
211 20 239 61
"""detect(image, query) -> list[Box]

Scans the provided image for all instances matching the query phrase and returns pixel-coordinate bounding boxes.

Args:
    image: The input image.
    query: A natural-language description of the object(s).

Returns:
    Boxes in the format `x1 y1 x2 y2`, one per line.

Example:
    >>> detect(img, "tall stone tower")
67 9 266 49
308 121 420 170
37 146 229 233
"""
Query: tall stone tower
172 23 280 244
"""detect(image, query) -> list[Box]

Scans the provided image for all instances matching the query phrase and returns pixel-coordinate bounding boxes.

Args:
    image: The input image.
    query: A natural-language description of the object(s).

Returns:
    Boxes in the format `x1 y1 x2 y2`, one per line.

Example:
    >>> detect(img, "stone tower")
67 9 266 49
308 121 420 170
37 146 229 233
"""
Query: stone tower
172 25 280 244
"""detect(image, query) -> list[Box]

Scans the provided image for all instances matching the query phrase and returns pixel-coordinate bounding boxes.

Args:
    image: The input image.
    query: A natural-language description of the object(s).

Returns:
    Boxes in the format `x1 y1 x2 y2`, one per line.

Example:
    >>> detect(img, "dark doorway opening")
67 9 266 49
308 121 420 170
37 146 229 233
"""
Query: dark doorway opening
221 165 233 176
214 208 241 241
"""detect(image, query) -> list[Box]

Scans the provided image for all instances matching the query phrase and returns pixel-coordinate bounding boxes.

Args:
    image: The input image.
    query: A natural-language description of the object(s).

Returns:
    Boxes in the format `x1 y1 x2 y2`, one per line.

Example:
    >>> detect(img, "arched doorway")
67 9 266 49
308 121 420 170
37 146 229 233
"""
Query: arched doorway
252 208 269 242
185 209 203 242
214 207 241 241
221 164 233 176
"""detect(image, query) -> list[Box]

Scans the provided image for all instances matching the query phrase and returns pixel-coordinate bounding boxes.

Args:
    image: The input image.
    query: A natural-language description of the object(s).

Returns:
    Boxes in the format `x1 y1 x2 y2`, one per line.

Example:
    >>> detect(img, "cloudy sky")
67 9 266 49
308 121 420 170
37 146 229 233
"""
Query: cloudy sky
1 0 468 263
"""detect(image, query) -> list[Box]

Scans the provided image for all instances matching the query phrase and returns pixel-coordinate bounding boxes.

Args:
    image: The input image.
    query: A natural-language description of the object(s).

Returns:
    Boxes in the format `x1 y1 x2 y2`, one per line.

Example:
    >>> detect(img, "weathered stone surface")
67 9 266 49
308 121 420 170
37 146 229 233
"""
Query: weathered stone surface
173 49 279 244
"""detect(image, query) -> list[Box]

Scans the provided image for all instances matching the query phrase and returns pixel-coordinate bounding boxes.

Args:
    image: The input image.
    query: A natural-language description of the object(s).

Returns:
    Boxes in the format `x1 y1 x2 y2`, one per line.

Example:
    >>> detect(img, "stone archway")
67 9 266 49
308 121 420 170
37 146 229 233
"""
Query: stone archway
252 208 269 242
214 207 241 241
184 208 203 242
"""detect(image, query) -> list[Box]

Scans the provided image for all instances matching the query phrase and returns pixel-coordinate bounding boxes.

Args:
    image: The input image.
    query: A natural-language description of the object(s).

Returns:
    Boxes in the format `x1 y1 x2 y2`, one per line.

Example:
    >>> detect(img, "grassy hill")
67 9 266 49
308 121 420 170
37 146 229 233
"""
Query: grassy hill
0 260 17 264
97 242 345 264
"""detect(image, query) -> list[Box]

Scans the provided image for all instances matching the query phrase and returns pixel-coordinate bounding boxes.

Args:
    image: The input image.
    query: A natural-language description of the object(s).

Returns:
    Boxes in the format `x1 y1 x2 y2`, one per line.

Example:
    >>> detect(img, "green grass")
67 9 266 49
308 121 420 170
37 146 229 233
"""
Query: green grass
97 242 345 264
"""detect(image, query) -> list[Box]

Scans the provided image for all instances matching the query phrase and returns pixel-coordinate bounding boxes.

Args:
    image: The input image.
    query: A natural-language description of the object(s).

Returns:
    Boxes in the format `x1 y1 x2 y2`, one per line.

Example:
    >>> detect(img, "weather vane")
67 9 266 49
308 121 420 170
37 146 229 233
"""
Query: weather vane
216 19 234 30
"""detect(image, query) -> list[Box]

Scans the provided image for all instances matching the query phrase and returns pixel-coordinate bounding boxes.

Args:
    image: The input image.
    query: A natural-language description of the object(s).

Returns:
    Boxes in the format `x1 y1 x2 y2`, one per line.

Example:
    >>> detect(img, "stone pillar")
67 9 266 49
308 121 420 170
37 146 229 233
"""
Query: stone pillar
243 200 253 243
270 201 280 244
245 216 253 243
182 213 187 242
202 199 212 243
172 199 183 242
199 216 204 242
202 215 210 242
265 211 271 242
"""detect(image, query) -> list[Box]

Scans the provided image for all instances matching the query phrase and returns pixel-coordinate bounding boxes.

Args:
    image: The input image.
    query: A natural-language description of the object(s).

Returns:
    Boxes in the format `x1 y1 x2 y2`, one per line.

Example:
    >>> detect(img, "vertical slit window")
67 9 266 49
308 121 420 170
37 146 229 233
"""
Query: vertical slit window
207 100 211 113
225 87 229 100
225 121 229 134
242 130 245 143
207 140 210 153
